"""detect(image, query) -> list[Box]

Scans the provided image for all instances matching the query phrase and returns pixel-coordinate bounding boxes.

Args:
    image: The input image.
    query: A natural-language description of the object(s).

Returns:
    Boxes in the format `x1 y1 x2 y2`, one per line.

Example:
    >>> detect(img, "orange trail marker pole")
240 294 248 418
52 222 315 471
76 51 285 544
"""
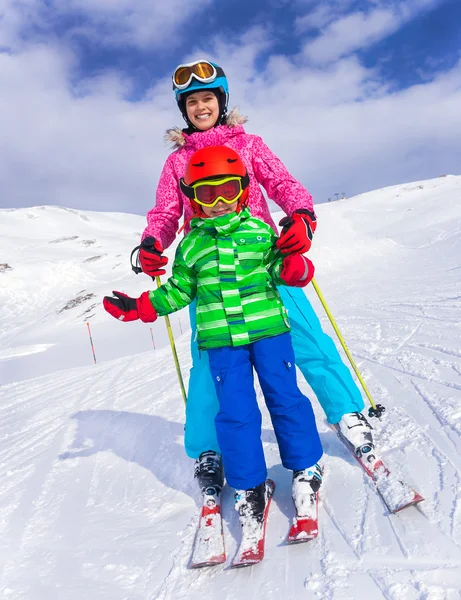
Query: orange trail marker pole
86 322 97 364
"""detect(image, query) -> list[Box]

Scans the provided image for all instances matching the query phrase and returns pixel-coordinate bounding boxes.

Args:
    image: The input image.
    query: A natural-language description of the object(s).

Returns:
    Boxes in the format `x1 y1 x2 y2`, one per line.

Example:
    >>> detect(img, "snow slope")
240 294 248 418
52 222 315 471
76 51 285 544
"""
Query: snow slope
1 175 461 599
0 205 186 384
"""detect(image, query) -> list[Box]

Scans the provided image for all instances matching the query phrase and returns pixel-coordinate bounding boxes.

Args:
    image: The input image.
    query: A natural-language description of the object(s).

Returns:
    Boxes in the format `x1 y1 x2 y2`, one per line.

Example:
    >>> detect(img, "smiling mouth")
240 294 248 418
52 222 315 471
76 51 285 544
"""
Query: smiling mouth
195 113 211 120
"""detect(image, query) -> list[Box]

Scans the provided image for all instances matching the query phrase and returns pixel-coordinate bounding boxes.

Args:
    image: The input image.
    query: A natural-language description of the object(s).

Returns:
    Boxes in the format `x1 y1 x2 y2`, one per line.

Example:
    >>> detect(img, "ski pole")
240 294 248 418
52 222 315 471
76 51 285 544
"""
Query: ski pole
310 277 385 418
130 244 187 404
155 276 187 405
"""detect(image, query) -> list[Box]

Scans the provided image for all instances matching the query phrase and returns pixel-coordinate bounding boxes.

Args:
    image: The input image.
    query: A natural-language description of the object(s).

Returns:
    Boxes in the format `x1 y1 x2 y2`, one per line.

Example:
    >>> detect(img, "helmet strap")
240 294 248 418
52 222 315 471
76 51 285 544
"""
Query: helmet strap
191 201 208 217
235 189 249 214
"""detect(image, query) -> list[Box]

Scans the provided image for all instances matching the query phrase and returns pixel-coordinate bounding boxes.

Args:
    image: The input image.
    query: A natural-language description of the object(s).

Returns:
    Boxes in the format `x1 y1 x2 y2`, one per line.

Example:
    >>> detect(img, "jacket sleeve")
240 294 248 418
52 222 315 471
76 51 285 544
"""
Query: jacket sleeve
262 230 285 286
142 153 184 249
251 136 315 217
148 244 197 316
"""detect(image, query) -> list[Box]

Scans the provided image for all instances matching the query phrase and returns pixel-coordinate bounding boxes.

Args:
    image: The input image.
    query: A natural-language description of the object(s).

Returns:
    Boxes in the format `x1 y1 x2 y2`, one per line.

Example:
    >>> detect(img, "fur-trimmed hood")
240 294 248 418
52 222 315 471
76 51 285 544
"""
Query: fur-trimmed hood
165 107 248 149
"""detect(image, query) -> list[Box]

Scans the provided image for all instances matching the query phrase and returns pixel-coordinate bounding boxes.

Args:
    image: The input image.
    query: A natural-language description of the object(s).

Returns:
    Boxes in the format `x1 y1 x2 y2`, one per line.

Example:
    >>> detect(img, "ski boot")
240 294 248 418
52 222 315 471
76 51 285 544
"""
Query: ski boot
337 411 374 459
292 463 323 518
190 451 226 568
232 480 275 566
287 464 323 543
194 450 224 496
234 481 267 525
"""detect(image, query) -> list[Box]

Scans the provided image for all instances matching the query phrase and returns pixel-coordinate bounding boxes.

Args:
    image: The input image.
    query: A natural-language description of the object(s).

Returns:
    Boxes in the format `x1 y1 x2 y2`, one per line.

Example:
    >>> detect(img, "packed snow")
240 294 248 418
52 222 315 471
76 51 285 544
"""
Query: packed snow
1 175 460 599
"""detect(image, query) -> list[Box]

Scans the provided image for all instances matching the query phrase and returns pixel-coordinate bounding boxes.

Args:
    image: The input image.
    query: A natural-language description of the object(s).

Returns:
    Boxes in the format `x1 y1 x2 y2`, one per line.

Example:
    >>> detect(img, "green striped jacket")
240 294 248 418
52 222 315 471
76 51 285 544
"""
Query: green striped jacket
148 207 290 349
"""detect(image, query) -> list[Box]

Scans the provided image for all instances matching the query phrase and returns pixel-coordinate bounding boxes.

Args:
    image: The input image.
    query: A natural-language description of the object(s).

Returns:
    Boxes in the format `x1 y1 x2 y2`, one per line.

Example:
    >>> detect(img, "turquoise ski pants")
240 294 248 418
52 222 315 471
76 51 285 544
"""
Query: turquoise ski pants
185 286 364 459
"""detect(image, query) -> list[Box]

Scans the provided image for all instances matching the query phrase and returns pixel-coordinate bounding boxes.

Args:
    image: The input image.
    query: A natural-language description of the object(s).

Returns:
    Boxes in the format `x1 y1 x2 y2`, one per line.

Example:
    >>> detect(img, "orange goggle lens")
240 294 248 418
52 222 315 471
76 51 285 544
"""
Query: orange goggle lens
193 178 243 207
173 61 216 88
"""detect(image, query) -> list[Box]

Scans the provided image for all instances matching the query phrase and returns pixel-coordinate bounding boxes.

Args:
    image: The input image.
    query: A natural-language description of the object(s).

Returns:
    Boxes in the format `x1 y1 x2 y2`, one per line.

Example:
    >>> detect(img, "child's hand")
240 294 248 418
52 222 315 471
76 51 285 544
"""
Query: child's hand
276 209 317 254
280 254 315 288
103 291 157 323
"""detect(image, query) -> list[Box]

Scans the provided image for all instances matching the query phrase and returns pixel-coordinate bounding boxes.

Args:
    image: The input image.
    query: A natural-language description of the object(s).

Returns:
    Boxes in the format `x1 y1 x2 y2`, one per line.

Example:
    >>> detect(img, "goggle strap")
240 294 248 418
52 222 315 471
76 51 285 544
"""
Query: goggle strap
180 178 195 199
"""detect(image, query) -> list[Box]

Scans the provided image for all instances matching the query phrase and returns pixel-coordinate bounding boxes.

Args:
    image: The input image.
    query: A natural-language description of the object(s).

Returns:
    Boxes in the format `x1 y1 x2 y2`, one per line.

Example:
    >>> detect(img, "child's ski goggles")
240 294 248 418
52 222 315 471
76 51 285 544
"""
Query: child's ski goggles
173 60 225 90
180 175 250 207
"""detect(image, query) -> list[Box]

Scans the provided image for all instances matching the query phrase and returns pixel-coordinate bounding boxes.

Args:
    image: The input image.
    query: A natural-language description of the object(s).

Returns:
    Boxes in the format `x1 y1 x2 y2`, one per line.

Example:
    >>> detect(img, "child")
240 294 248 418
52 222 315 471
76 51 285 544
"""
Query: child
135 60 373 496
105 146 323 547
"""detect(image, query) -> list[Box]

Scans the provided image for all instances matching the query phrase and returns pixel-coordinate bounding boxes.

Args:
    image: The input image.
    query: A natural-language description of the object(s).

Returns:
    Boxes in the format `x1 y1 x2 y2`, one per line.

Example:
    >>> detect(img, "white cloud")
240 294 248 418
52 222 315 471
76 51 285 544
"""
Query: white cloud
0 45 173 212
0 26 275 212
0 0 41 49
295 7 335 34
244 55 461 202
302 0 443 65
63 0 213 48
304 9 398 64
0 0 213 50
0 6 460 216
294 0 356 34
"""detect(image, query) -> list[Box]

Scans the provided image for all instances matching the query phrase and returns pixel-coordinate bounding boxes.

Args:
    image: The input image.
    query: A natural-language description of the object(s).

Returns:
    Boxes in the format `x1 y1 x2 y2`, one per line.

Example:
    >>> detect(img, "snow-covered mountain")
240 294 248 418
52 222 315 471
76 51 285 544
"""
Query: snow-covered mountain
1 175 461 598
0 205 186 384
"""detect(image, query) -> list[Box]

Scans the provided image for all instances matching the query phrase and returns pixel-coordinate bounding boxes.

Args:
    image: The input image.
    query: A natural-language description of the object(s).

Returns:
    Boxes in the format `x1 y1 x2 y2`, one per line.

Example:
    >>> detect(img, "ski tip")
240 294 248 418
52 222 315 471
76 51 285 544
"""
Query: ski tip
287 518 318 544
391 491 425 513
190 554 226 569
231 551 264 568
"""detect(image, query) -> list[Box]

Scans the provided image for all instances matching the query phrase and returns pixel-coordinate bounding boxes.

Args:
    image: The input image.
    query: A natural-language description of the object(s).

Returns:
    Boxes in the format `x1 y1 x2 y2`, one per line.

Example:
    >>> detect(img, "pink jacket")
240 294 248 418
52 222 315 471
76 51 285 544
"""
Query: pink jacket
142 109 315 249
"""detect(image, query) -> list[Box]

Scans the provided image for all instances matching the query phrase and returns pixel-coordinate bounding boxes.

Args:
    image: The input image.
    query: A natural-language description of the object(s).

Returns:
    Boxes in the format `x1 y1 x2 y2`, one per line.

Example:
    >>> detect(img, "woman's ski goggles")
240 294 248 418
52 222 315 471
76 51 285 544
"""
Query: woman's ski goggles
180 175 250 207
173 60 225 91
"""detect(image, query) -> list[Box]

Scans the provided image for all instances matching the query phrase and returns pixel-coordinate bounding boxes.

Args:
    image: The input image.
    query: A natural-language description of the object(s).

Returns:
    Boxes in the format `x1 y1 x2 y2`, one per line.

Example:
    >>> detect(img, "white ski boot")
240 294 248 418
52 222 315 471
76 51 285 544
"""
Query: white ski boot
292 463 323 518
287 463 323 543
337 411 374 458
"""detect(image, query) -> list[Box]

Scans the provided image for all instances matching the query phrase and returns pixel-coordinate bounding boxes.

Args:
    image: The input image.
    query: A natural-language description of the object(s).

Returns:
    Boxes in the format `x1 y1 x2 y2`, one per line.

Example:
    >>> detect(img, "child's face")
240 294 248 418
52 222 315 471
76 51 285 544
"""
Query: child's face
185 91 220 131
201 199 238 218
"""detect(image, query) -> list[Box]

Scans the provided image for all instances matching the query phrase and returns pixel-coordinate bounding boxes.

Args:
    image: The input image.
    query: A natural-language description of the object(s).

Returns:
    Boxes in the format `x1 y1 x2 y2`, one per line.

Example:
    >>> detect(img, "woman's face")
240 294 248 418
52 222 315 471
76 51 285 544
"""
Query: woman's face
185 90 220 131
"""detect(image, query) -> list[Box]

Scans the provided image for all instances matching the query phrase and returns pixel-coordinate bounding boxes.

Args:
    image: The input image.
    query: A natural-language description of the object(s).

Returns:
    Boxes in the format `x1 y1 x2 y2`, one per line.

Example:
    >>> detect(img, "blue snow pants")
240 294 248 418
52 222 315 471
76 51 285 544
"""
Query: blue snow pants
207 333 323 490
185 286 364 459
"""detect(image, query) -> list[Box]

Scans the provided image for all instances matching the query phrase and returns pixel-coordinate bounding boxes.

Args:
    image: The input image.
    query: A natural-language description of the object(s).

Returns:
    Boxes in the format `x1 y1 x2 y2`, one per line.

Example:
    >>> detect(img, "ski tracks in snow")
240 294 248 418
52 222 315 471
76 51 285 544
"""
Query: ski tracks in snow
0 351 189 599
2 280 461 598
0 362 128 596
309 282 461 598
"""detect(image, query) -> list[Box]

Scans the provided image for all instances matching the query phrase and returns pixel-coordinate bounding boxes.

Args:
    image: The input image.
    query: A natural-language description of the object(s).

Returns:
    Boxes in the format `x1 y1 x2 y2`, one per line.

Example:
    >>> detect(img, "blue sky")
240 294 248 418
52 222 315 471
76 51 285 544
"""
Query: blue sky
0 0 460 214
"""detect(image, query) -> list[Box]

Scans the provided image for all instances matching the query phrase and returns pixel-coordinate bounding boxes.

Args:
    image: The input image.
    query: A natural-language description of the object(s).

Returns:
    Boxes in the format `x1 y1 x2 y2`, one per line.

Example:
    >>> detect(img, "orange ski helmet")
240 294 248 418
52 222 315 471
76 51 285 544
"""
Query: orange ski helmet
180 146 250 216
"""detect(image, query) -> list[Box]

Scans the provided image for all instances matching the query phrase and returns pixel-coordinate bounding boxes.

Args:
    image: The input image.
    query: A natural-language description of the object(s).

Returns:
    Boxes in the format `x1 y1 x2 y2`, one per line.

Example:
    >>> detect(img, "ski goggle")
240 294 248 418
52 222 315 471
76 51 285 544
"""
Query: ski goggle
180 175 250 207
173 60 225 91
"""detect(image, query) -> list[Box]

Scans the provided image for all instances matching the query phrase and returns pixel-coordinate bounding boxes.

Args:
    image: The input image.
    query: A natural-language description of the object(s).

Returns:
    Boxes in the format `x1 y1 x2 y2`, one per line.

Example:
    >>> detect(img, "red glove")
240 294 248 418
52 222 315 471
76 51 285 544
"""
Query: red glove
138 236 168 277
280 254 315 287
103 291 158 322
276 209 317 254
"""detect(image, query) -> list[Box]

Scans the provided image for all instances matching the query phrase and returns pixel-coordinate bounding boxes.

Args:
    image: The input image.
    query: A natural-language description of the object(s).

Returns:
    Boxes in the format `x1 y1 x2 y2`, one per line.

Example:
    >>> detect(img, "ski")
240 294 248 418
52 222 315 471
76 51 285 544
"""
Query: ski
287 492 319 544
189 488 226 568
231 479 275 568
331 424 424 513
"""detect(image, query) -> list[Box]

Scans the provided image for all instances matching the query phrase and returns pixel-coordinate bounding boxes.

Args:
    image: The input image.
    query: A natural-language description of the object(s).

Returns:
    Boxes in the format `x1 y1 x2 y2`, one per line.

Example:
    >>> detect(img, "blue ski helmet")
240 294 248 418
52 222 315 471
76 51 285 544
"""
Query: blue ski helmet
172 60 229 126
